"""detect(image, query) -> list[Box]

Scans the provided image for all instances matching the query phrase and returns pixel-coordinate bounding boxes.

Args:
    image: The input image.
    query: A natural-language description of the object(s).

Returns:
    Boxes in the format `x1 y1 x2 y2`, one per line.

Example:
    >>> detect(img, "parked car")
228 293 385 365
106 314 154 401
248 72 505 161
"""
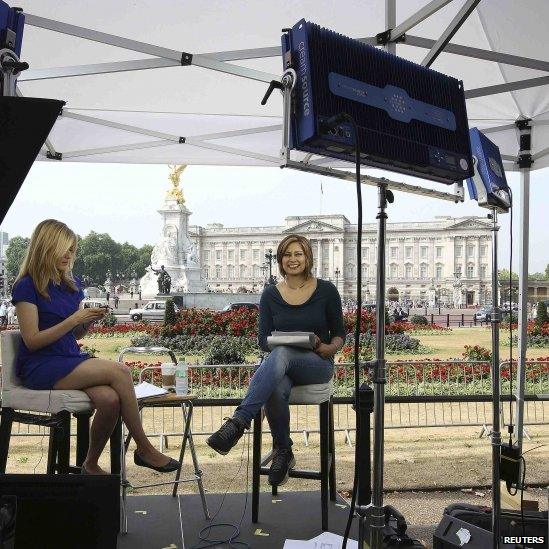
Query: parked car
129 300 178 321
474 306 492 322
222 302 259 312
82 299 109 309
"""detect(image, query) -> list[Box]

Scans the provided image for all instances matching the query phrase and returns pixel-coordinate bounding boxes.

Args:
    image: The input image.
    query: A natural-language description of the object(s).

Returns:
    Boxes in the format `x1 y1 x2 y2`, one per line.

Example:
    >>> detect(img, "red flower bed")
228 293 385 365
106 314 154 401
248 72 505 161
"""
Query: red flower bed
342 310 406 334
88 323 155 335
160 307 259 338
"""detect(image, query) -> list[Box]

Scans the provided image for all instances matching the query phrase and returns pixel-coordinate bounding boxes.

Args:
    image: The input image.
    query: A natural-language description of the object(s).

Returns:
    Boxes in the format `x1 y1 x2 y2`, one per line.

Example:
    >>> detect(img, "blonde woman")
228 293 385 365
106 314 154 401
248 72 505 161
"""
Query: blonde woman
207 234 345 486
12 219 179 475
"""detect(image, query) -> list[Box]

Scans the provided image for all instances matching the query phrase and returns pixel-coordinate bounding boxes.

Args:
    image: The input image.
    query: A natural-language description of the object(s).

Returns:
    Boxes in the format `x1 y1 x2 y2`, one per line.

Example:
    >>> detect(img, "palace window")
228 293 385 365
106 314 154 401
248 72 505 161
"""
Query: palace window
240 250 246 261
227 250 234 262
215 250 222 262
390 247 398 259
456 265 462 277
227 265 234 278
436 264 443 279
240 265 247 278
253 264 259 278
420 246 428 259
405 246 412 260
456 246 462 258
467 264 474 278
362 264 369 278
420 264 428 279
253 249 260 261
323 267 330 279
436 247 443 258
390 264 398 279
215 265 222 278
481 245 487 257
480 265 487 278
467 245 474 258
202 267 209 279
203 250 210 262
348 264 355 277
405 264 412 278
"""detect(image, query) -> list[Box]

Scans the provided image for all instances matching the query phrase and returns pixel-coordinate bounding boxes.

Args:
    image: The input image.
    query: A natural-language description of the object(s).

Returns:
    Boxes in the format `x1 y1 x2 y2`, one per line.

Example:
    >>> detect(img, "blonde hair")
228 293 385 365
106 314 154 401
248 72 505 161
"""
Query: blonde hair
15 219 78 298
276 234 314 278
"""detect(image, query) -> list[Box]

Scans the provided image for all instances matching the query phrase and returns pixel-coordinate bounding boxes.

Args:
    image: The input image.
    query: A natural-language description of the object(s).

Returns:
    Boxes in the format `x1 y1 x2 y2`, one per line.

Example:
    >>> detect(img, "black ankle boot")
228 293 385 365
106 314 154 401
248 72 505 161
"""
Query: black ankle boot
206 416 247 455
268 448 296 486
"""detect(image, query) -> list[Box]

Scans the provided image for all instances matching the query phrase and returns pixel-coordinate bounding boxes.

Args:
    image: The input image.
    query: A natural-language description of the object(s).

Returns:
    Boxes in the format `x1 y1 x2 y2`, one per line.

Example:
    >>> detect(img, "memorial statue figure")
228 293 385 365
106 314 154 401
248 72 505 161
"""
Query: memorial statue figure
186 243 198 265
166 165 187 205
151 225 178 267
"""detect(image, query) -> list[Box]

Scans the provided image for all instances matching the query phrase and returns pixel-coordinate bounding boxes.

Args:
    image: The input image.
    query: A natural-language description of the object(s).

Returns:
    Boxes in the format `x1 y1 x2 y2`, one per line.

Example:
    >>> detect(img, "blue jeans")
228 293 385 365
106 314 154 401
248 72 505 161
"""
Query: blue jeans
234 346 334 449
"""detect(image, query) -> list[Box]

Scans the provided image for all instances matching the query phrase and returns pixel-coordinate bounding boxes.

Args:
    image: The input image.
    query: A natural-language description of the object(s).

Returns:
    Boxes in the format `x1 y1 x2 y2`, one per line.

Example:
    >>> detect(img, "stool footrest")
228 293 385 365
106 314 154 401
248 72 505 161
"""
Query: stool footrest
258 466 324 480
12 411 65 428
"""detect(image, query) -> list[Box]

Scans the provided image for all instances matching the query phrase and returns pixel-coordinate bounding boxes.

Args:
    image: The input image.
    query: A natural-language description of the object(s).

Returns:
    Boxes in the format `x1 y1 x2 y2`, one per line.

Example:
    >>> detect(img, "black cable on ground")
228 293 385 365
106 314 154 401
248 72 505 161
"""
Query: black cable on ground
190 432 251 549
321 113 362 549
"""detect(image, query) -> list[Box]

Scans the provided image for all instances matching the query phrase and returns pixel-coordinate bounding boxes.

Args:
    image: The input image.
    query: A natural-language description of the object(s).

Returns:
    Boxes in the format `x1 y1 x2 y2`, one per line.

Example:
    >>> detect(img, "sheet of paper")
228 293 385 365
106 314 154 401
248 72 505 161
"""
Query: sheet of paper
134 381 168 400
283 541 316 549
308 532 359 549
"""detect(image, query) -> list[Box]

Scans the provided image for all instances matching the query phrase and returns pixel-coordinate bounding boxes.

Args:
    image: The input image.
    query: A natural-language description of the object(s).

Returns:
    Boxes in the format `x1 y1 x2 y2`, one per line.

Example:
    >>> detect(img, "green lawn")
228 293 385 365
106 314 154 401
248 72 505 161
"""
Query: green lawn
82 327 549 363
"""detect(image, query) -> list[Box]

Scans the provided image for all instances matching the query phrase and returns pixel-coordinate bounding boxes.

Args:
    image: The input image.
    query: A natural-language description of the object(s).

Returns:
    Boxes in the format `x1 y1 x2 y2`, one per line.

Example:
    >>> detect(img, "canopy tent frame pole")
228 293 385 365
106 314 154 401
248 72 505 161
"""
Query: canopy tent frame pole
421 0 481 68
24 13 277 84
515 119 533 453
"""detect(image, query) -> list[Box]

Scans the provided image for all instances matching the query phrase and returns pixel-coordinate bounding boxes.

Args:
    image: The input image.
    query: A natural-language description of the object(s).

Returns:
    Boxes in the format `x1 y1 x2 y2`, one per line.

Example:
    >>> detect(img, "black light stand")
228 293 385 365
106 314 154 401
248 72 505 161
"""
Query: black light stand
489 208 502 549
357 182 394 548
266 65 423 549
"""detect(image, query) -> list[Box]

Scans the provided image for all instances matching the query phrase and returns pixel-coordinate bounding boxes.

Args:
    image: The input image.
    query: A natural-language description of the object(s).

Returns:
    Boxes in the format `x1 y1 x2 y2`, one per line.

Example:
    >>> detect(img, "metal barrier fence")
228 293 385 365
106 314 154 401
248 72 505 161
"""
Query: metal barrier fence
7 360 548 449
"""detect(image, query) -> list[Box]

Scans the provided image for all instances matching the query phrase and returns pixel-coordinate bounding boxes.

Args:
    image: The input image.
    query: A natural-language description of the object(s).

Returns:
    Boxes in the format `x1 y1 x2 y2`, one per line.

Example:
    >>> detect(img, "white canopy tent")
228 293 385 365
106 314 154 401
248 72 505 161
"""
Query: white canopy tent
9 1 549 537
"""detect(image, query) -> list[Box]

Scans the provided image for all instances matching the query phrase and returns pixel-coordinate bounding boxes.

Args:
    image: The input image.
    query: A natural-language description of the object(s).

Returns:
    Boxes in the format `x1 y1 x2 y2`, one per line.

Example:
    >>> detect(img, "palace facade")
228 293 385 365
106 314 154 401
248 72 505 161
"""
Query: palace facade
189 215 493 306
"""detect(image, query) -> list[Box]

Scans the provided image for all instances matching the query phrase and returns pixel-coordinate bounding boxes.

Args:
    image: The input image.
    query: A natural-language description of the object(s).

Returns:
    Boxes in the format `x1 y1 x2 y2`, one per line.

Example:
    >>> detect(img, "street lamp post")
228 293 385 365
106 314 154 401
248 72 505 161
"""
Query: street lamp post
453 270 463 309
265 249 276 285
334 267 340 292
260 263 268 287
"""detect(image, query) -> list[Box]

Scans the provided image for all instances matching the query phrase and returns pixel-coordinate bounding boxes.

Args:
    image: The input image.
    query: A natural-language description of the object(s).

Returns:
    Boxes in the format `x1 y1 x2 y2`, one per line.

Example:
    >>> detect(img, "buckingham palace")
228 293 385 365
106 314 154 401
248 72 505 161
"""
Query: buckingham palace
189 214 493 306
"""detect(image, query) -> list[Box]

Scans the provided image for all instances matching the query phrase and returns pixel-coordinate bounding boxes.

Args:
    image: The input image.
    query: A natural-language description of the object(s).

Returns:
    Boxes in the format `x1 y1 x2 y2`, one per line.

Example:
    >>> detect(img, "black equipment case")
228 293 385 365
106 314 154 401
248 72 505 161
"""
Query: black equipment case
433 503 548 548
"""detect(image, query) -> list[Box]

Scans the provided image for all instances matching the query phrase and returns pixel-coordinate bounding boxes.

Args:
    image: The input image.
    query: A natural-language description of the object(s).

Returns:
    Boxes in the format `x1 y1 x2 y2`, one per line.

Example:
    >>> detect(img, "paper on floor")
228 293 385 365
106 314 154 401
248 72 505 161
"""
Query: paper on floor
283 532 358 549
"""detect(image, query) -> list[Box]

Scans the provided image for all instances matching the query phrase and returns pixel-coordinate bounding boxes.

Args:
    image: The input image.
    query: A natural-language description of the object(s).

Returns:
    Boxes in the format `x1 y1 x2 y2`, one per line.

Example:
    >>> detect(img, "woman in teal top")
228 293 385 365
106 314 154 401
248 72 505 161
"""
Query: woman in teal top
13 219 179 475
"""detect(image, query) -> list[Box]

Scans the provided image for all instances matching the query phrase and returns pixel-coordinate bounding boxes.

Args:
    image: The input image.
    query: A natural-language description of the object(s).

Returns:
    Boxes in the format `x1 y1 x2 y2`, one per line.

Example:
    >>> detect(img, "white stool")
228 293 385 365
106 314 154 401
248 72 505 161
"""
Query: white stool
0 330 122 474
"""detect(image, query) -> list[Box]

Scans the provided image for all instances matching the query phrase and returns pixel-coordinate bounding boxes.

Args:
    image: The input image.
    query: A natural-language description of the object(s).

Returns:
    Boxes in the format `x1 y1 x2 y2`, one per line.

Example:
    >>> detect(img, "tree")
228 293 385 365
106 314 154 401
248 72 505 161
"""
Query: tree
164 298 177 326
545 264 549 279
498 269 519 281
127 244 153 279
536 301 548 326
75 232 122 284
5 236 30 279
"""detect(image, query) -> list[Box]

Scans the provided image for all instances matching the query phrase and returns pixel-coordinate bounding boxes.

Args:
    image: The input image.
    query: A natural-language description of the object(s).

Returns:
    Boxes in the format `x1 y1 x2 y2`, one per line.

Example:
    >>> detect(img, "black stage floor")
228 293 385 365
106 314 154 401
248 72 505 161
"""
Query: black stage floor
119 491 434 548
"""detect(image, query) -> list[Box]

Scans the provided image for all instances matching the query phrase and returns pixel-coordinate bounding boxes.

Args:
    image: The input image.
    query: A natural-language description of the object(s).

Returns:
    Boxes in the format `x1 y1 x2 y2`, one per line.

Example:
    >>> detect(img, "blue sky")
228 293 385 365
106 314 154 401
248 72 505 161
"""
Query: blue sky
1 161 547 273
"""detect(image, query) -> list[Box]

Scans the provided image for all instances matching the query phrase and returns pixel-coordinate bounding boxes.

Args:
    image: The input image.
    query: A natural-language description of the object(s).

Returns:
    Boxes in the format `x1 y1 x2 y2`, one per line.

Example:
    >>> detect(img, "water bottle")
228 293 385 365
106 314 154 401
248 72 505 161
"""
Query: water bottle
175 360 188 396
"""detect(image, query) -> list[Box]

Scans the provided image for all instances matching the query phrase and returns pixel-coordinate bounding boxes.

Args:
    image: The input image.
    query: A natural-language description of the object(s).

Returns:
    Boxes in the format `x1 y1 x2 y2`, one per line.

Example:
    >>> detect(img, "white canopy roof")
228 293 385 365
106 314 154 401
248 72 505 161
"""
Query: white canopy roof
14 0 549 171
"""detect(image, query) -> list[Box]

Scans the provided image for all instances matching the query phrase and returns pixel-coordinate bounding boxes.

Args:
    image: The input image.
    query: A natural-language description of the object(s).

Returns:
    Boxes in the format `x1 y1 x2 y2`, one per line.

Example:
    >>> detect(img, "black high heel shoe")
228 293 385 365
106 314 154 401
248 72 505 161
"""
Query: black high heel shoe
133 450 180 473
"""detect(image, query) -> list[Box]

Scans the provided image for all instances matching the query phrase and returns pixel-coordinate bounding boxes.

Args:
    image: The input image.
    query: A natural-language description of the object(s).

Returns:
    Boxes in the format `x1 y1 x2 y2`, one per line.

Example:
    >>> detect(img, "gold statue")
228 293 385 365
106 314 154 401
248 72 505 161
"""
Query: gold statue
166 165 186 204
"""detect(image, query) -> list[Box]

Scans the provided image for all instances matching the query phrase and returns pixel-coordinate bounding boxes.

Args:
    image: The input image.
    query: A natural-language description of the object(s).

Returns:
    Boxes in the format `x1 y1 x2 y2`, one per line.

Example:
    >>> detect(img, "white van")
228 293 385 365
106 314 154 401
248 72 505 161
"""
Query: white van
128 300 179 321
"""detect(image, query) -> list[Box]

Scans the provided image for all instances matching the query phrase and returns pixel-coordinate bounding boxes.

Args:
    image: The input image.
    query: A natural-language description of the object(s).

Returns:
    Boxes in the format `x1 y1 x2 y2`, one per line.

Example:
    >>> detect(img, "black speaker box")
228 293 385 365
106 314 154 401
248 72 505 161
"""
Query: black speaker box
0 96 64 223
0 474 119 549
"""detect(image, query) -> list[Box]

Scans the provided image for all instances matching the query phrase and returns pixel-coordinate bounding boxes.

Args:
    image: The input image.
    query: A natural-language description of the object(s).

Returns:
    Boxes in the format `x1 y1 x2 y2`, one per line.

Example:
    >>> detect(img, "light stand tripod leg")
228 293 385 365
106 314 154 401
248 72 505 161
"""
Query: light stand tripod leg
359 181 392 549
490 209 502 549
